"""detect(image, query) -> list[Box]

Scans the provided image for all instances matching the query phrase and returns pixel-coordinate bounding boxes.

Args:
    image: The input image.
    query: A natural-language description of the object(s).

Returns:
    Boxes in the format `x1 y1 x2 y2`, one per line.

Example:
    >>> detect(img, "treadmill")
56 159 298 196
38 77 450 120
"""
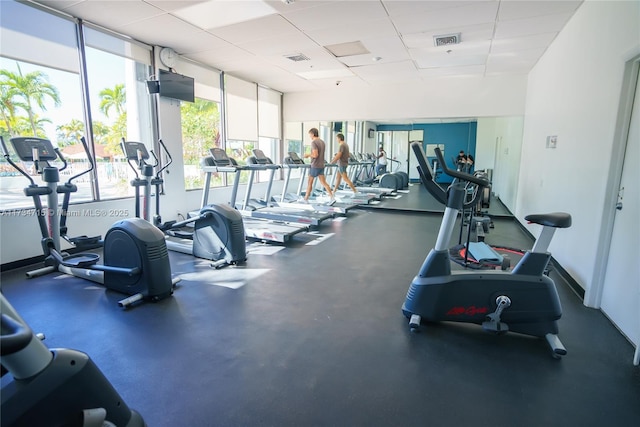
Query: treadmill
206 148 334 227
200 149 316 240
279 152 364 214
347 153 397 198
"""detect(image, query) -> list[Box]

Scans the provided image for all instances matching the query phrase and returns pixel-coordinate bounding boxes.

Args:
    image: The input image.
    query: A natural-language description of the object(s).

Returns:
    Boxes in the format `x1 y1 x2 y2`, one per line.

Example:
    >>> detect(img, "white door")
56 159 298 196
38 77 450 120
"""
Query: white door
600 65 640 365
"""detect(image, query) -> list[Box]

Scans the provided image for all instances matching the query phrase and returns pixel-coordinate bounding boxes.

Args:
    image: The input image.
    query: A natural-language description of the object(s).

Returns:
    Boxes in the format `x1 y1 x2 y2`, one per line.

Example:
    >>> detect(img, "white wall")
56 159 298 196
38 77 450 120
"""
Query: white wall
516 0 640 294
284 75 528 122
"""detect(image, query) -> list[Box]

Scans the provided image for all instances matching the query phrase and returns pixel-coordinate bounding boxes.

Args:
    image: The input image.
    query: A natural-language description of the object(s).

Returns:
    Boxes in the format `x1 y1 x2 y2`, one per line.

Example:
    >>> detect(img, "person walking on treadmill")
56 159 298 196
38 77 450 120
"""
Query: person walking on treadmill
376 146 388 176
331 133 358 195
303 128 335 204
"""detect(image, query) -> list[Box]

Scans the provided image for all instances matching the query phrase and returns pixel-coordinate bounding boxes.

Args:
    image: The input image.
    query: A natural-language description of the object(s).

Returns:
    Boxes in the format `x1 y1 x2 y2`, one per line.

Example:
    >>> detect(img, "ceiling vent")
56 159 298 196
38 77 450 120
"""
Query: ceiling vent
284 53 310 62
433 33 461 47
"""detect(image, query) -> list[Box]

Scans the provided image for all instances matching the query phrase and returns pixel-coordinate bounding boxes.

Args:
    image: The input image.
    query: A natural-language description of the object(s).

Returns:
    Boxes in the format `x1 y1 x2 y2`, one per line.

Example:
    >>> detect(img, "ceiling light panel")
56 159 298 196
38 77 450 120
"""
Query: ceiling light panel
172 0 277 30
325 41 370 57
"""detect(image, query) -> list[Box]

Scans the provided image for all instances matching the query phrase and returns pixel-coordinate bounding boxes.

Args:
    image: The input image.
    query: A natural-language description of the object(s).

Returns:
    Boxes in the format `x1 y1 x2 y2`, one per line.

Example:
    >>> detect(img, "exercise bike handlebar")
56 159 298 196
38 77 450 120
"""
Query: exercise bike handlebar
433 147 489 188
0 313 33 356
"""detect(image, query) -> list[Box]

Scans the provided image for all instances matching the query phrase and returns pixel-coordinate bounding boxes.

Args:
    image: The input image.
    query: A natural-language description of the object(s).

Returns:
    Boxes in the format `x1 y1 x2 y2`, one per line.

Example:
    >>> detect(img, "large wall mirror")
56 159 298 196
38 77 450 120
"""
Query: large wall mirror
284 116 523 216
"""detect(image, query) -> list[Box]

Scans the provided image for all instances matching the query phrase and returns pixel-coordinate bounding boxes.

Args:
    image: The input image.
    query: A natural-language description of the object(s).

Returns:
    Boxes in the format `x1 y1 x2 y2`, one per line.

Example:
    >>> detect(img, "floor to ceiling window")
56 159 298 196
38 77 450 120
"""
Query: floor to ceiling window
0 1 86 209
83 25 153 200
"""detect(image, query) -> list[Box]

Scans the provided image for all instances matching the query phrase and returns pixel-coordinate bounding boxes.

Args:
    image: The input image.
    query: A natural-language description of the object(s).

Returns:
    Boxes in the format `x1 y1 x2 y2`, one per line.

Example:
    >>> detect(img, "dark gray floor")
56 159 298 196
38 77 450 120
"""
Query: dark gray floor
359 183 513 217
1 188 639 427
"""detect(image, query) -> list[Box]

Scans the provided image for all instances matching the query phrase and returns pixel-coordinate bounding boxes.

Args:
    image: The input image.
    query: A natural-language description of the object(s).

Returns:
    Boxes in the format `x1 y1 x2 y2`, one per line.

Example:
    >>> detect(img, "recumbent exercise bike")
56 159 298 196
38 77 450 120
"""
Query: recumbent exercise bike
402 142 571 358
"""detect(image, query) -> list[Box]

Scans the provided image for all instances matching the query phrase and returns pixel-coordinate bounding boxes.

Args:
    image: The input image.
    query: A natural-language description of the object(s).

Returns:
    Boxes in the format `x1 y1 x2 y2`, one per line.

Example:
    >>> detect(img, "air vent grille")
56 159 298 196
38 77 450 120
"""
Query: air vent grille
284 53 310 62
434 33 461 47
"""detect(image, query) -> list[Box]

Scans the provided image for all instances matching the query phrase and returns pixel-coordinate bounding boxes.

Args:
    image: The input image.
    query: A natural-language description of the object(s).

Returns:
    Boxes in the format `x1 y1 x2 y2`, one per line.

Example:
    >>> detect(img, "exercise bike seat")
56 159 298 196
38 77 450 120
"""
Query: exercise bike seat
525 212 572 228
61 253 100 268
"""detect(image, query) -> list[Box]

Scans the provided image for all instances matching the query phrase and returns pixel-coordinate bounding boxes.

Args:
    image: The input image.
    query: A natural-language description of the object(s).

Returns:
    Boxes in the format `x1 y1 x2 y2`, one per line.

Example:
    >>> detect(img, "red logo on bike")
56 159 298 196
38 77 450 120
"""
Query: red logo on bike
446 306 489 316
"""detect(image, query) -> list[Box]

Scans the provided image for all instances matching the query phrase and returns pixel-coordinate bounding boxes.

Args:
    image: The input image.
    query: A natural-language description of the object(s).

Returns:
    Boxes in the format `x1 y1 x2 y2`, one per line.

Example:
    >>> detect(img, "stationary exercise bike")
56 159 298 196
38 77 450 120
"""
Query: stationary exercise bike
402 142 571 358
1 292 146 426
0 136 178 308
121 139 246 268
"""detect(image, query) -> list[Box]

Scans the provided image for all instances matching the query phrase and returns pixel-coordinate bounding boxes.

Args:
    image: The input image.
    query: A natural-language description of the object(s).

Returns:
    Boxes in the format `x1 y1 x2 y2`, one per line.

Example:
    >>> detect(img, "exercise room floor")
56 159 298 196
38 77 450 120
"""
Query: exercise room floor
1 186 639 426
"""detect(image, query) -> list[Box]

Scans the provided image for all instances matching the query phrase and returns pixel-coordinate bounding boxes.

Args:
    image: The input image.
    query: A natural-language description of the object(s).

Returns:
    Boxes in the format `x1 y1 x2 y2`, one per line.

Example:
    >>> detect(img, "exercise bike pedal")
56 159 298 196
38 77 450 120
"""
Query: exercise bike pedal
482 296 511 334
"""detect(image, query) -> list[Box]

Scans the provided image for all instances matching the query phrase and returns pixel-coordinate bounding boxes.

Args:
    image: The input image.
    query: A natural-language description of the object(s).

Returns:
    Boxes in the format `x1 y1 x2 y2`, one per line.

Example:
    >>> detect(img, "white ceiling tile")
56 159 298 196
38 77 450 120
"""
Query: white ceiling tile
350 60 419 81
418 65 486 78
498 0 583 21
282 0 388 33
143 1 209 13
495 12 574 39
383 1 481 17
238 33 319 57
414 53 487 69
31 0 84 10
208 14 300 44
305 18 398 46
391 1 500 34
60 0 165 29
410 40 491 57
491 33 558 54
118 14 226 54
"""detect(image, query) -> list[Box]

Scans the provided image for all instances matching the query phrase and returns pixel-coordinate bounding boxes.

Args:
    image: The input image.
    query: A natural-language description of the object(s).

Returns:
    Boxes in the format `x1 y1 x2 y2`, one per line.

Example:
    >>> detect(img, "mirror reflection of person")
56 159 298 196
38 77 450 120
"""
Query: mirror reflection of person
331 133 358 194
456 150 474 172
303 128 335 204
376 146 388 176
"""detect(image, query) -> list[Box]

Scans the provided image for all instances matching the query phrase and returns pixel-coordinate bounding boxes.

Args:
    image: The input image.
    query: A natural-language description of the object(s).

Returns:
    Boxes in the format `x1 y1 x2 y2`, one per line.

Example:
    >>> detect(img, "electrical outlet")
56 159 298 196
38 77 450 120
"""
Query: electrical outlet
546 135 557 149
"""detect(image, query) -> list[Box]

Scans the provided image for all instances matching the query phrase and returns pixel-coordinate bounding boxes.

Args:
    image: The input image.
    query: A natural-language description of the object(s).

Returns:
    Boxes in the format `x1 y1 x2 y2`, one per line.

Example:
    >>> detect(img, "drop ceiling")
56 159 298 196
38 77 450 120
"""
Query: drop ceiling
31 0 584 94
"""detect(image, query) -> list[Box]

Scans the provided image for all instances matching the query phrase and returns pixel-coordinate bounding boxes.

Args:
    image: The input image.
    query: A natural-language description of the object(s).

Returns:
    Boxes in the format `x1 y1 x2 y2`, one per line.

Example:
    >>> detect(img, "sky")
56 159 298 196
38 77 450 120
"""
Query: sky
0 49 129 140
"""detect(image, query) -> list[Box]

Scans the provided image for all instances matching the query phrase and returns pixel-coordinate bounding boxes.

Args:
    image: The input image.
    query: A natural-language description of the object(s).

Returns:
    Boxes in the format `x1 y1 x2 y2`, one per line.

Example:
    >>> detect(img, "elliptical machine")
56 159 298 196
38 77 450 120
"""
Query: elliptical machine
1 292 146 426
121 139 246 268
1 136 178 308
402 142 571 358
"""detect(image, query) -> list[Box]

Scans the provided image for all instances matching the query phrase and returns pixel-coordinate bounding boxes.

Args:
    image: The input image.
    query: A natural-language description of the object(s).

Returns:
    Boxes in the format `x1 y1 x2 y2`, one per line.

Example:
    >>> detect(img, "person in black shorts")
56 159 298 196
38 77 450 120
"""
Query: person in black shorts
331 133 358 194
303 128 335 204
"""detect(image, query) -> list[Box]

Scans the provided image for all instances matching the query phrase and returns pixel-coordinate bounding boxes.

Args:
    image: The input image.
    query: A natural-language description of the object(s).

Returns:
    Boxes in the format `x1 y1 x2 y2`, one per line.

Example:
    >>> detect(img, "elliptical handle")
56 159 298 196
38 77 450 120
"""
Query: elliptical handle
0 136 36 186
63 136 95 185
53 147 68 172
434 147 489 187
155 139 173 177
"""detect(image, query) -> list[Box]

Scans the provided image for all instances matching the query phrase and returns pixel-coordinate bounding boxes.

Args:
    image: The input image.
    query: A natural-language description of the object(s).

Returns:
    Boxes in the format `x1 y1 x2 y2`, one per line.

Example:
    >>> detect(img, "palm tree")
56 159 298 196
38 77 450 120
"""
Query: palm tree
0 70 27 137
13 114 51 138
56 119 85 146
99 84 126 118
0 65 60 136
